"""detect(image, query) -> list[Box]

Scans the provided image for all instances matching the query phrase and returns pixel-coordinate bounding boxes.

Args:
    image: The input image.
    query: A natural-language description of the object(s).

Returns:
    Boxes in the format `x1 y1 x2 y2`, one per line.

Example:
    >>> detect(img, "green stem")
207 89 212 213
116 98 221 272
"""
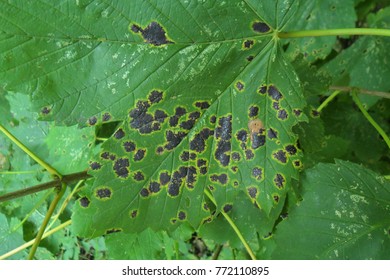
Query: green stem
0 171 90 203
330 86 390 99
0 170 38 175
0 220 71 260
28 183 66 260
204 189 256 260
0 124 62 179
351 92 390 149
317 90 341 112
278 28 390 39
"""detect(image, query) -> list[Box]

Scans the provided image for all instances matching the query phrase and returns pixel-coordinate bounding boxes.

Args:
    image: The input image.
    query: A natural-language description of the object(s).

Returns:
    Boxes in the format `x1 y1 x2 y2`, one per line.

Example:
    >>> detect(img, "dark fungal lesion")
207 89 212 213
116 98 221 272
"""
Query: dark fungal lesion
277 109 288 120
133 149 146 161
140 188 149 198
129 99 162 134
223 204 233 213
274 173 286 189
268 85 283 101
41 106 51 115
252 21 271 33
130 210 138 218
102 112 112 122
210 173 228 185
178 211 187 221
243 39 254 49
79 197 90 208
113 158 130 178
123 141 136 153
148 181 161 193
285 144 297 155
247 187 257 199
194 101 210 110
89 161 102 170
88 116 97 126
273 150 287 164
235 81 245 91
133 170 145 181
95 187 112 199
252 167 263 180
214 115 232 167
130 21 174 46
113 128 125 139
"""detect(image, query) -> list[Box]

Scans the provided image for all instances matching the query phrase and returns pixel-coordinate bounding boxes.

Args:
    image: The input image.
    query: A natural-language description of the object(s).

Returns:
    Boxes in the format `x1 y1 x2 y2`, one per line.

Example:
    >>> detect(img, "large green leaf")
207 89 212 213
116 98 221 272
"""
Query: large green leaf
273 160 390 259
0 0 307 237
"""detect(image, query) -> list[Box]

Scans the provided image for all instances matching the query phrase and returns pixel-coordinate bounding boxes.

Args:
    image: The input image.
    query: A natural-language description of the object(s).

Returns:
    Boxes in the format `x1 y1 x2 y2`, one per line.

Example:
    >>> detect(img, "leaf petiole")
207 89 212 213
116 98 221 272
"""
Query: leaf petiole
278 28 390 39
317 90 342 112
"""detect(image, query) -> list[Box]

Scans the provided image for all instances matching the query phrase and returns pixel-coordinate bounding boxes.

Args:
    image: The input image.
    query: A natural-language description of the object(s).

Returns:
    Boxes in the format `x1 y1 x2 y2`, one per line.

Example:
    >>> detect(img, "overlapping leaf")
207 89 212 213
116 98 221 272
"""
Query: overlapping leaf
0 0 307 237
273 160 390 259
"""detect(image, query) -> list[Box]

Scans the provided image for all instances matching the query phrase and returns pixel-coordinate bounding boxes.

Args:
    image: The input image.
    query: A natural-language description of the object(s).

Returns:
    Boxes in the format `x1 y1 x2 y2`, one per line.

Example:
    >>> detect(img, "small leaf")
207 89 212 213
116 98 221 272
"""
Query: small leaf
273 160 390 259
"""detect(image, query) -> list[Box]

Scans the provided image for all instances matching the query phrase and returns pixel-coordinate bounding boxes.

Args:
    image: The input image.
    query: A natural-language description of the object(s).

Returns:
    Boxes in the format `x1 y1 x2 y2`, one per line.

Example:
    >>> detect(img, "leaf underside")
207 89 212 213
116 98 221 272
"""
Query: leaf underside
0 0 307 236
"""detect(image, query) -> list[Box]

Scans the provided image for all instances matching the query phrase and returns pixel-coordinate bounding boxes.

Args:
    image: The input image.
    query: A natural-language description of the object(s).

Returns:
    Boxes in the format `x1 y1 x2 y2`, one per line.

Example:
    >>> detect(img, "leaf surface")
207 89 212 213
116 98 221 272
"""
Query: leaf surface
273 160 390 259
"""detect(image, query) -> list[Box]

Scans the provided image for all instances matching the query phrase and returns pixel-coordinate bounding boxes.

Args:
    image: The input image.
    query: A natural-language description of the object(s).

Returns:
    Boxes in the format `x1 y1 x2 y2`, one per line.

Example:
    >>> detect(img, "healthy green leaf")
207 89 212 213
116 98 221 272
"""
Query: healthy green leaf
273 160 390 259
0 214 25 259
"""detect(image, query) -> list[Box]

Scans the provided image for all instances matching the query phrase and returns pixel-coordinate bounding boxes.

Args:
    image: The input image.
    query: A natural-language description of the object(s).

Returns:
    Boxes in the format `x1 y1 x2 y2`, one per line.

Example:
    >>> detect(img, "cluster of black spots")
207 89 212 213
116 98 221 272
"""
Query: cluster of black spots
274 173 286 189
123 141 136 152
133 171 145 181
258 85 267 94
248 105 259 117
156 146 164 155
113 158 130 178
140 188 149 197
267 128 278 139
114 128 125 139
311 109 320 117
223 204 233 213
102 112 112 122
236 129 248 143
179 111 201 130
268 85 283 101
154 109 168 123
168 167 188 196
235 81 244 91
100 152 110 160
194 101 210 110
231 152 241 162
189 128 213 153
210 173 228 185
169 106 187 127
129 100 158 134
273 195 279 203
273 150 287 164
190 152 196 160
130 210 138 218
41 106 51 115
293 109 302 116
134 149 146 161
285 144 297 155
246 55 254 62
178 211 187 221
252 167 263 180
148 90 163 104
79 197 90 208
89 161 102 170
106 228 122 234
251 132 266 149
186 166 197 189
197 158 207 167
197 158 208 175
149 181 161 193
209 115 216 124
252 21 271 33
278 109 288 120
165 130 187 150
131 21 173 46
243 39 254 49
272 102 280 110
247 187 257 199
96 187 112 199
88 116 97 126
245 149 254 160
214 115 232 166
159 171 171 185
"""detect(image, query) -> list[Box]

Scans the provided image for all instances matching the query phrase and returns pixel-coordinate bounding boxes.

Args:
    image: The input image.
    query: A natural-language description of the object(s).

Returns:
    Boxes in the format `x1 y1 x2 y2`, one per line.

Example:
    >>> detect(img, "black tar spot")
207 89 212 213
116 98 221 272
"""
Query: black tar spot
274 195 279 203
236 129 248 142
274 173 285 188
114 128 125 139
130 210 138 218
252 133 266 149
133 171 145 181
252 167 263 180
180 119 195 130
189 111 201 120
96 188 112 199
90 161 101 170
200 166 208 175
244 40 254 48
236 81 244 91
247 55 254 61
130 24 141 33
268 85 283 101
247 187 257 199
293 109 302 116
88 116 97 126
140 188 149 197
156 146 164 154
180 151 190 161
41 106 51 115
232 152 241 161
258 85 267 94
102 112 111 122
210 115 216 124
294 160 302 167
165 130 187 150
113 158 129 178
252 21 271 33
123 141 136 152
159 172 171 185
195 101 210 109
215 140 231 166
154 110 168 123
197 159 207 167
285 145 297 155
311 109 320 117
272 102 280 110
223 204 233 213
148 90 163 104
267 128 278 139
249 105 259 117
216 115 232 141
149 181 161 193
134 149 146 161
273 150 287 163
278 109 288 120
178 211 186 221
210 173 228 185
245 149 254 160
79 197 90 208
101 152 110 160
141 21 172 46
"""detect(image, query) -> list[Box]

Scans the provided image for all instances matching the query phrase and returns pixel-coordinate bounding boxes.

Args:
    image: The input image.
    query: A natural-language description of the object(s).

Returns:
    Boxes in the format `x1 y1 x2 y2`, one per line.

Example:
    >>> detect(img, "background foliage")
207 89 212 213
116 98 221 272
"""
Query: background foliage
0 0 389 260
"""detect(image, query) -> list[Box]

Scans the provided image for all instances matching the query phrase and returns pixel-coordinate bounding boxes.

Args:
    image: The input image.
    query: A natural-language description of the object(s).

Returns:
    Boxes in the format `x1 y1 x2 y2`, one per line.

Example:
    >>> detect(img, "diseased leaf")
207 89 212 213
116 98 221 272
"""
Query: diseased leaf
273 160 390 259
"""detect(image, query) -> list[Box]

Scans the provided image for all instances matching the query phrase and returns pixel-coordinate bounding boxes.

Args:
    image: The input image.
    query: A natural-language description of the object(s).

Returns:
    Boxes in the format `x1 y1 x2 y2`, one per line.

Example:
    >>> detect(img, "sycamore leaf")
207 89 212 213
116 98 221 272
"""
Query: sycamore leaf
273 160 390 259
0 0 307 237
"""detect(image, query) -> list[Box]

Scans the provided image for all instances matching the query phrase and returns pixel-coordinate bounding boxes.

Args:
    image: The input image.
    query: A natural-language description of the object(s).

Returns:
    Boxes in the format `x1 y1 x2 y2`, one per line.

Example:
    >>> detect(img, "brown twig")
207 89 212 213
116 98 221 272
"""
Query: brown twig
329 86 390 99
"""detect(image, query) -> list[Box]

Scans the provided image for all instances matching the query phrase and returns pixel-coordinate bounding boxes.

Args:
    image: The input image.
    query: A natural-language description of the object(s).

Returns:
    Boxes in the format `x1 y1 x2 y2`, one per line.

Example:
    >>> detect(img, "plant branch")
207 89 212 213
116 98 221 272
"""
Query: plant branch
0 171 91 203
204 189 256 260
330 86 390 99
317 90 341 112
278 28 390 39
0 220 72 260
0 124 62 178
351 91 390 149
28 183 66 260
